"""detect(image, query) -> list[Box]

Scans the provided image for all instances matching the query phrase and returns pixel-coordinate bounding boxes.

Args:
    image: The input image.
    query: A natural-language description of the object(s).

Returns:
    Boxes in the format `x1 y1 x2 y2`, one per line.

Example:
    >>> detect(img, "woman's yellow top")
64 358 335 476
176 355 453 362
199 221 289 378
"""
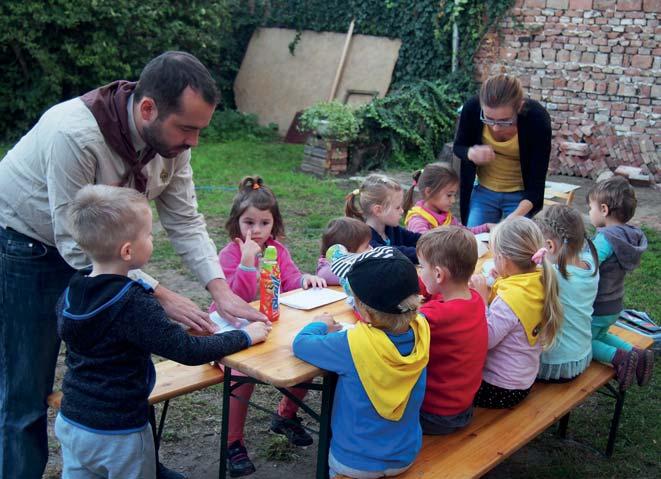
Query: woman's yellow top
477 125 523 192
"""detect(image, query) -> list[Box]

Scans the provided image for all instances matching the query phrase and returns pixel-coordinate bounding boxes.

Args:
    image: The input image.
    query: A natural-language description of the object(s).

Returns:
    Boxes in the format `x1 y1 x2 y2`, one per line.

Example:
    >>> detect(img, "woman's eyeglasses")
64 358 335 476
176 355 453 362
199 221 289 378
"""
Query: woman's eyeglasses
480 110 516 127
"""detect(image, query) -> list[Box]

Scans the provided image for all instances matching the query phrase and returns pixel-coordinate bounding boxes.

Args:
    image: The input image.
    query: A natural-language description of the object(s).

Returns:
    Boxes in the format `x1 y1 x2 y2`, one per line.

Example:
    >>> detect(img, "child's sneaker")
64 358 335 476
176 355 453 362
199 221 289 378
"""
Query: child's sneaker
633 348 654 387
612 349 638 391
270 414 313 446
227 440 256 477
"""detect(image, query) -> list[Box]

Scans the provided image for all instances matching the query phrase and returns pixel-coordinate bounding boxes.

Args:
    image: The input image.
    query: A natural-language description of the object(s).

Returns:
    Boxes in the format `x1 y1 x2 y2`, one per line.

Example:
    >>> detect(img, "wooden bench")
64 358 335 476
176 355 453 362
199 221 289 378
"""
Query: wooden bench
48 360 224 451
395 326 652 478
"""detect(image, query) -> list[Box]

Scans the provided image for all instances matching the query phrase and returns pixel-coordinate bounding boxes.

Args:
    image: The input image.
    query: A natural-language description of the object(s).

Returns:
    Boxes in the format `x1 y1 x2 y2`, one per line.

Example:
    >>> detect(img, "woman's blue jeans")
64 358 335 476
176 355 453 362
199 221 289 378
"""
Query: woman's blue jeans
466 184 525 227
0 227 75 479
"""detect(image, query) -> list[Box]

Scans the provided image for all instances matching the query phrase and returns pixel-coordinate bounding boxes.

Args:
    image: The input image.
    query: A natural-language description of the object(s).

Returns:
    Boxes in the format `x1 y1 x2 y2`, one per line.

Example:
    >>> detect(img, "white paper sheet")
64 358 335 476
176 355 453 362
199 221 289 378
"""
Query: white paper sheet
209 311 250 334
475 232 490 243
279 288 347 310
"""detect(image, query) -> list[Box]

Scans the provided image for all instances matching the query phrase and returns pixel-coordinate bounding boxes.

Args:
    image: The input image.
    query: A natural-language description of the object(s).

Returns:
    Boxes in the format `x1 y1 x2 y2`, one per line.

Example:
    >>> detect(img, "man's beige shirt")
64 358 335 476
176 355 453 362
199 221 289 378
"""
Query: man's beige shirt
0 96 223 288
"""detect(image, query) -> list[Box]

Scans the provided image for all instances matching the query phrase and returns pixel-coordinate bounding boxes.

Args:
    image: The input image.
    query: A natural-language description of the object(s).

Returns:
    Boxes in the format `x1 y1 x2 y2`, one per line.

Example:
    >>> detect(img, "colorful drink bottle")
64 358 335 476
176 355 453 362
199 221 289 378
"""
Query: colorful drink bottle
259 245 281 321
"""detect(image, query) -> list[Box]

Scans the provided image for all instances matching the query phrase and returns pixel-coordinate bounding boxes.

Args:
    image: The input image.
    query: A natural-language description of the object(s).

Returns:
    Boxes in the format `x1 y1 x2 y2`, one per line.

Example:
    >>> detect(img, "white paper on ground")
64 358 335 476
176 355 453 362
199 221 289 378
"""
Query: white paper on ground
210 311 250 334
279 288 347 310
475 232 490 243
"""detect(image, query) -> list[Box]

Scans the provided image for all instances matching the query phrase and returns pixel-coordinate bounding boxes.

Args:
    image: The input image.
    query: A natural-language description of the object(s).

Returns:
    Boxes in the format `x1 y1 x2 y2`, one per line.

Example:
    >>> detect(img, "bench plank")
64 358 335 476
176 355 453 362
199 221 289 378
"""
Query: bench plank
48 361 224 409
398 327 653 478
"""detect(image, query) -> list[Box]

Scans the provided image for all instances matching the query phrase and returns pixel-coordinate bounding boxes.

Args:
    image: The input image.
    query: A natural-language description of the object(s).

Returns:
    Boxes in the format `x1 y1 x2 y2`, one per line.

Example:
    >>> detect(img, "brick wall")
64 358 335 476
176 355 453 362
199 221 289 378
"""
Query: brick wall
473 0 660 182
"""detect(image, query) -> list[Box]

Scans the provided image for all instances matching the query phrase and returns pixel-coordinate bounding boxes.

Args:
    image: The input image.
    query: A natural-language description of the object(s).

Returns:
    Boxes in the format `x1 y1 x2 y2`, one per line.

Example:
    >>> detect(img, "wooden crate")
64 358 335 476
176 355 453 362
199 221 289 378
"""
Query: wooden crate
301 135 348 176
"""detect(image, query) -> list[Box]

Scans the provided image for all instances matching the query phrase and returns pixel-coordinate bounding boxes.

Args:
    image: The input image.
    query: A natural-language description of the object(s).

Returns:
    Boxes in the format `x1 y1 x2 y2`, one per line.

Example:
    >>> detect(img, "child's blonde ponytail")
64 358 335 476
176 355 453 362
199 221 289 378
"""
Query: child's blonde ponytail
539 253 562 350
344 189 364 221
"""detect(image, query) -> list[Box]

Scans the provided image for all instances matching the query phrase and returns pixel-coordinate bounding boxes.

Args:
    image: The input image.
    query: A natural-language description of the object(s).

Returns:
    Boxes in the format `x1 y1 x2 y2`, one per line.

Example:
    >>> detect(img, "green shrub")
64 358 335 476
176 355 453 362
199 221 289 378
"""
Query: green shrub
0 0 234 141
201 110 279 143
298 101 362 142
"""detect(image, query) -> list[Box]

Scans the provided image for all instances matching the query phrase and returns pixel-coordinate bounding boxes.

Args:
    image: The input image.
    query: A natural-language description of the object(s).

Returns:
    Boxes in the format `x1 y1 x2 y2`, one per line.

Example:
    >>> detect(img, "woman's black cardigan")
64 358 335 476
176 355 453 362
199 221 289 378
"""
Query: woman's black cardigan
453 96 552 224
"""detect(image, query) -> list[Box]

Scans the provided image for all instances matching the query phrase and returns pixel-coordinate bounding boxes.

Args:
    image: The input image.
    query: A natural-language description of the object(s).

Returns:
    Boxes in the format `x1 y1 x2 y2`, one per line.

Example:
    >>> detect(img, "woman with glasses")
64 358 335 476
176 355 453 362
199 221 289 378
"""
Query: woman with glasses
453 74 552 227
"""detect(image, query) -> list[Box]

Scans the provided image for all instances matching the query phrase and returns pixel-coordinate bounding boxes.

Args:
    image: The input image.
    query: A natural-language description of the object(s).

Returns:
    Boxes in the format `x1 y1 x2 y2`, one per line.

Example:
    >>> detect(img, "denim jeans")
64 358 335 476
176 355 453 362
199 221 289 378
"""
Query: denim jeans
466 184 525 227
0 227 75 479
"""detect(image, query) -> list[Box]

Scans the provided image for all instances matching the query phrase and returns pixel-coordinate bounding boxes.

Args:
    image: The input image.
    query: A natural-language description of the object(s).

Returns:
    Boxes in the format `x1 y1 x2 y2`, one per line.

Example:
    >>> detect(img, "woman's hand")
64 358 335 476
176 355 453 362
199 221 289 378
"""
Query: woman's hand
302 274 327 289
468 145 495 165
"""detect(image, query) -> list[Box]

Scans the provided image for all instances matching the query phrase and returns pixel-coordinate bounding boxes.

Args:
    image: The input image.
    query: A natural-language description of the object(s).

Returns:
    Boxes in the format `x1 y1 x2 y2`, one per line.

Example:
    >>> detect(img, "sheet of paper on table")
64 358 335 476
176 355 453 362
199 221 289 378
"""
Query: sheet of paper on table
475 232 490 243
280 288 347 310
476 240 489 258
210 311 250 334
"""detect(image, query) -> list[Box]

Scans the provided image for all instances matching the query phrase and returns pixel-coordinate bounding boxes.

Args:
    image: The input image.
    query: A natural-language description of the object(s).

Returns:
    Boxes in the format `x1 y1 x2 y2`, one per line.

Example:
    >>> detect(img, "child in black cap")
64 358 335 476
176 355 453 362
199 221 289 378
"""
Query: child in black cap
293 247 430 479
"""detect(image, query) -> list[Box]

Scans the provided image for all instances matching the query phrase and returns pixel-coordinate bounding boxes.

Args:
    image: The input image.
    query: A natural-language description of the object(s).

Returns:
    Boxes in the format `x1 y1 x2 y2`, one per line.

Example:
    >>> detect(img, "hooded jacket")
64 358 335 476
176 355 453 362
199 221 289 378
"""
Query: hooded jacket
593 225 647 316
56 270 250 432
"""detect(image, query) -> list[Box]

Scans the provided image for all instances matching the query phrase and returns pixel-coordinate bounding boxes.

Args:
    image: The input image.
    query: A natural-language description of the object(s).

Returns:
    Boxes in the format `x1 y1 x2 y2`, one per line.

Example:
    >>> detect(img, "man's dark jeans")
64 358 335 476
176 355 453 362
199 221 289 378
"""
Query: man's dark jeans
0 227 75 479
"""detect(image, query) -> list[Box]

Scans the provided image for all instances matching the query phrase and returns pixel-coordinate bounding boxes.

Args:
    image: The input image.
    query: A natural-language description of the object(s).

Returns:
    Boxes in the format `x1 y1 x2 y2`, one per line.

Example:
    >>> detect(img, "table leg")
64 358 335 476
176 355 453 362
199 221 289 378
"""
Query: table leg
219 367 232 479
316 374 337 479
606 384 626 458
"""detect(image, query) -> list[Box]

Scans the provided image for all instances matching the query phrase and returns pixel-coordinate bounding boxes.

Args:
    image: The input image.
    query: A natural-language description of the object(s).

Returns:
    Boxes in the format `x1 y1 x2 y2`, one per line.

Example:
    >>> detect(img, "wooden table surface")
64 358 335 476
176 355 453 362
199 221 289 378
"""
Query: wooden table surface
219 247 495 388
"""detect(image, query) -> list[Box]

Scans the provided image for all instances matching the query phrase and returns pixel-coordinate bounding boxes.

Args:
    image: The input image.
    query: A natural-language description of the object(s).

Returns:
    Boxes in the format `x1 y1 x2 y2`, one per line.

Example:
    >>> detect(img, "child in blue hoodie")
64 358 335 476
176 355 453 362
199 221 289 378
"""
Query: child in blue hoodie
293 248 429 478
54 185 270 479
587 176 651 390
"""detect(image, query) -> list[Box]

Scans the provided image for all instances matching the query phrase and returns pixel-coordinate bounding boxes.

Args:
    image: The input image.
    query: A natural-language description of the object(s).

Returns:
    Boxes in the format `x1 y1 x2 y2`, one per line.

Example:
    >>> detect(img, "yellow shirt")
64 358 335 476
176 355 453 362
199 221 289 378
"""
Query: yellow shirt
477 125 523 192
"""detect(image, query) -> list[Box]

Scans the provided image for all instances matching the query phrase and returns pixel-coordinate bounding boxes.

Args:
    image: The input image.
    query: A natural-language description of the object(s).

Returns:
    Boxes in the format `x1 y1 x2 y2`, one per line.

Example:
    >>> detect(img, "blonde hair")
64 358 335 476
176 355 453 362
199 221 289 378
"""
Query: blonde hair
354 294 420 334
490 217 563 349
68 185 150 263
535 205 598 280
479 74 524 112
403 163 459 213
345 174 403 221
416 226 477 283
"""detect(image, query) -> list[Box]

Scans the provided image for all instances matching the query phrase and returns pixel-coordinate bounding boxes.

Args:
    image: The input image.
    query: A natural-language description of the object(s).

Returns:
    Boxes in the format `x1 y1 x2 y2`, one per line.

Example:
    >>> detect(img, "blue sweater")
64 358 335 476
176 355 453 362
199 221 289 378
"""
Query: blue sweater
293 322 426 472
369 225 421 264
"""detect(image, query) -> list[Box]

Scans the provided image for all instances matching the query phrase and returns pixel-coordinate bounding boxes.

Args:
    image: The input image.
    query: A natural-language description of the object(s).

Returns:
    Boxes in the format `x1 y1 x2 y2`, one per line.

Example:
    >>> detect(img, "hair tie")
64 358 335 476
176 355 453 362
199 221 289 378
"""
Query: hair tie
252 182 261 190
531 248 548 265
352 189 359 196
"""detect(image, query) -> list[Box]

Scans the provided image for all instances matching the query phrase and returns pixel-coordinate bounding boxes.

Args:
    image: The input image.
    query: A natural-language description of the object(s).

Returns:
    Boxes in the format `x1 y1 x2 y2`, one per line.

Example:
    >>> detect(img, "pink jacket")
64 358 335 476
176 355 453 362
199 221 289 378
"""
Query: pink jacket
406 200 489 235
316 257 340 286
209 238 303 310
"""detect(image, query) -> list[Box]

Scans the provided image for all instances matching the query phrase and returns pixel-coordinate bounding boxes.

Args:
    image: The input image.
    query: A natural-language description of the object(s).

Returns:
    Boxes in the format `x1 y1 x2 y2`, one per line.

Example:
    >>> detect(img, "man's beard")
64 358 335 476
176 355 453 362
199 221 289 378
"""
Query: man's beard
143 122 188 158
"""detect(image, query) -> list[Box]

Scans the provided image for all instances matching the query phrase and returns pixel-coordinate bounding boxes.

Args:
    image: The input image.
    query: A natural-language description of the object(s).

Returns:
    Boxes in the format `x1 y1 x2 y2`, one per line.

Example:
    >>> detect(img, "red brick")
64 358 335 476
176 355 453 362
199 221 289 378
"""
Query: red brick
616 0 642 9
643 0 661 12
570 0 593 7
631 55 653 68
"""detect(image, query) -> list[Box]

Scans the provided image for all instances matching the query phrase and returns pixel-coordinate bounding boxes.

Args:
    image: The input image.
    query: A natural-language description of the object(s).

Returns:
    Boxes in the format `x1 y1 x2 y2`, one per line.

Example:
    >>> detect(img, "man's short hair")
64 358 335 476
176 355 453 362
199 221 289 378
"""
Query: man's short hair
68 185 149 263
587 175 637 223
134 51 219 117
416 226 478 283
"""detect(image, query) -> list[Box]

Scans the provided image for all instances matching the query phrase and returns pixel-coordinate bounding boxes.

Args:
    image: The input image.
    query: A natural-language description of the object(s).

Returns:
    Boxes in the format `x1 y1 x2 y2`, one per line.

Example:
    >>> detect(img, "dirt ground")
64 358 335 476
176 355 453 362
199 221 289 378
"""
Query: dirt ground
43 174 660 479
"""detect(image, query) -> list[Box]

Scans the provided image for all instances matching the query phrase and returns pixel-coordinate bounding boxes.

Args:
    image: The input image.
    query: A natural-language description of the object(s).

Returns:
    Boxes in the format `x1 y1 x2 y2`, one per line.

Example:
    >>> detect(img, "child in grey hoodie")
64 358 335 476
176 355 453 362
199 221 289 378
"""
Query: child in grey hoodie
587 176 651 390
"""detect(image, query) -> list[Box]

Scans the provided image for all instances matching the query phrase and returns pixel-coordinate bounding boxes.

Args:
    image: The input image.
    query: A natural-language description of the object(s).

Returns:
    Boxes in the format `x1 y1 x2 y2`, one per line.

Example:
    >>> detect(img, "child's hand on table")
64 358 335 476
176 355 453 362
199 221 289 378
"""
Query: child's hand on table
302 274 327 289
314 312 342 333
244 321 272 345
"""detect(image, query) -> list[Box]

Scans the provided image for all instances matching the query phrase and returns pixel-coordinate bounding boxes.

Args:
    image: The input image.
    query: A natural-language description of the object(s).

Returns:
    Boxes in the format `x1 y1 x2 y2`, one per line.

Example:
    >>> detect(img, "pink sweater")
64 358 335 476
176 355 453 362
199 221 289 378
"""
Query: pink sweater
482 297 542 390
316 257 340 286
209 238 303 310
406 200 489 235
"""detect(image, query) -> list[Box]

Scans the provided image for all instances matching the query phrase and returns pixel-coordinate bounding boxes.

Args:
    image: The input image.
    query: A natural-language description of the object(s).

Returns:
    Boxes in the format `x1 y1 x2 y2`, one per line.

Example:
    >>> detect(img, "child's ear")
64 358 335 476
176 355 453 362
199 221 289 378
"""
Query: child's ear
371 203 383 216
545 238 557 254
434 266 446 285
600 203 610 217
119 241 132 261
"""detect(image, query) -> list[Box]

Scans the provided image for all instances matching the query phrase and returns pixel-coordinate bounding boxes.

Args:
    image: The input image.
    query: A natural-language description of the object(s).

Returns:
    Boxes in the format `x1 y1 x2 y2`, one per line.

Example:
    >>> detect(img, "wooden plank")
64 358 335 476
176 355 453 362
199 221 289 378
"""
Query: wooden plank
398 326 652 478
148 361 224 405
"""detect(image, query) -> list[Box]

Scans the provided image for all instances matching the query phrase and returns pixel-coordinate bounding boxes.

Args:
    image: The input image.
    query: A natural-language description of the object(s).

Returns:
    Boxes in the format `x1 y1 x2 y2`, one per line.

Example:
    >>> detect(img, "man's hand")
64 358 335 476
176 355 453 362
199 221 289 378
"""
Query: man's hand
468 145 495 165
153 285 218 334
207 278 268 327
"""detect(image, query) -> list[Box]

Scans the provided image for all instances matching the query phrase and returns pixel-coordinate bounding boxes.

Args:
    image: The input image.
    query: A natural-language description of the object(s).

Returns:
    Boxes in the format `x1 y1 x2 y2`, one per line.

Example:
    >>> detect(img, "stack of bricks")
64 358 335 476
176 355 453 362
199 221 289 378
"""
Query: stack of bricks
473 0 660 182
551 122 660 182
